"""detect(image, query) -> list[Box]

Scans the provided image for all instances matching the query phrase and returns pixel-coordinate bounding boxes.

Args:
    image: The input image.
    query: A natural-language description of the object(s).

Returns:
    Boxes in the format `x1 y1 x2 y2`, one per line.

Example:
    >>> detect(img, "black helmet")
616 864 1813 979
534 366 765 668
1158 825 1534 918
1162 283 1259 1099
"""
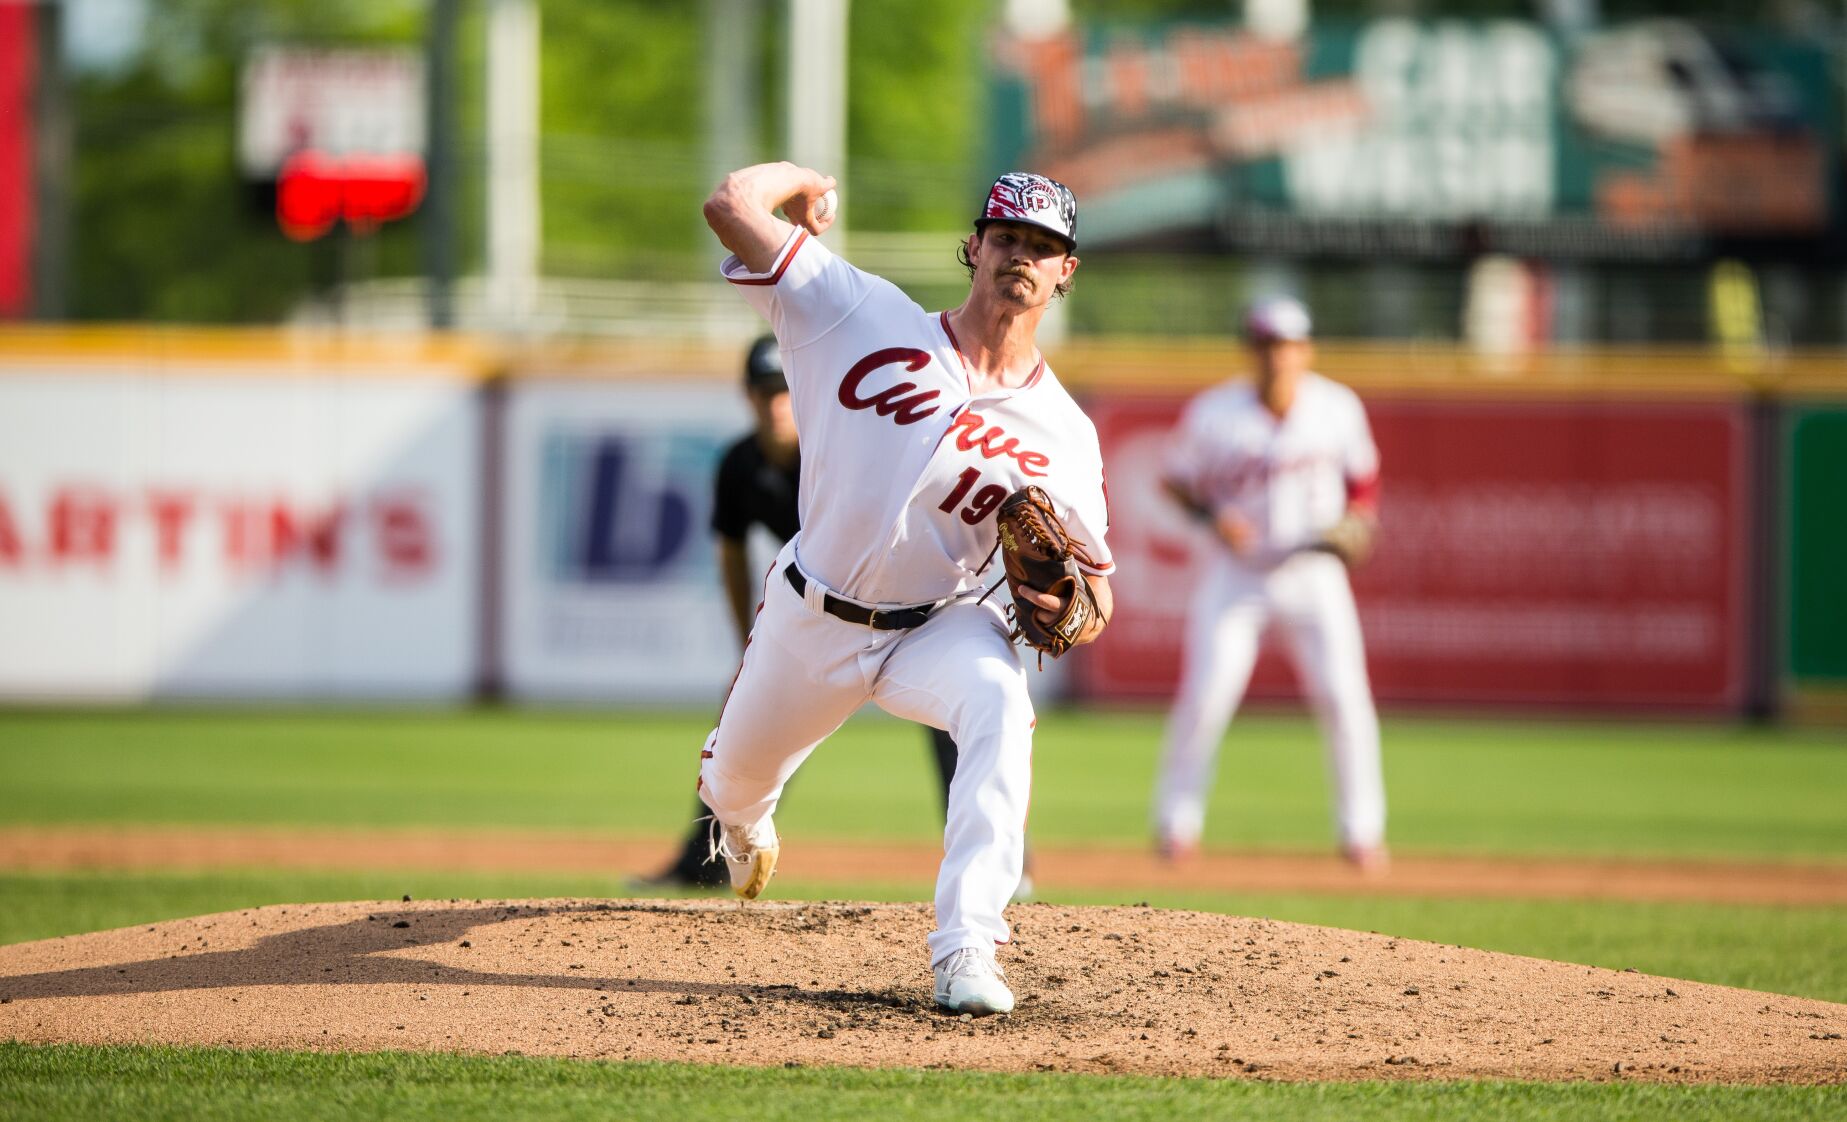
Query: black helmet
743 335 786 393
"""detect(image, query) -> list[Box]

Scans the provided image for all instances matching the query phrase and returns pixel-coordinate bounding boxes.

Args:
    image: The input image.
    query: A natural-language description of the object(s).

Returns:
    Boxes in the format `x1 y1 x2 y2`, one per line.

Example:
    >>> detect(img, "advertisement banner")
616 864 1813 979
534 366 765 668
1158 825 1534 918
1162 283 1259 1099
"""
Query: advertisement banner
992 17 1838 259
1078 393 1748 710
501 382 753 703
0 369 481 699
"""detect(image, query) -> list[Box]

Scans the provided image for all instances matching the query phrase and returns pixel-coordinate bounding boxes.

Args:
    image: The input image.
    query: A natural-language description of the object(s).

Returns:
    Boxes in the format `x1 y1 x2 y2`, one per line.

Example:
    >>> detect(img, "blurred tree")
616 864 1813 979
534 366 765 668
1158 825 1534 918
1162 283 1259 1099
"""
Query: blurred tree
844 0 987 231
64 0 990 318
539 0 987 280
536 1 707 279
67 0 422 322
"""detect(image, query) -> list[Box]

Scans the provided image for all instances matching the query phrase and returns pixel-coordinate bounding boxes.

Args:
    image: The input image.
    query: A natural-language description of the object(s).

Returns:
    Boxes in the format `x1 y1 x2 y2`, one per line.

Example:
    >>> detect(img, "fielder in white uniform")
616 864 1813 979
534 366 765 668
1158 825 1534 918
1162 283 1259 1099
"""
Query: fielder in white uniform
699 163 1114 1015
1151 296 1388 872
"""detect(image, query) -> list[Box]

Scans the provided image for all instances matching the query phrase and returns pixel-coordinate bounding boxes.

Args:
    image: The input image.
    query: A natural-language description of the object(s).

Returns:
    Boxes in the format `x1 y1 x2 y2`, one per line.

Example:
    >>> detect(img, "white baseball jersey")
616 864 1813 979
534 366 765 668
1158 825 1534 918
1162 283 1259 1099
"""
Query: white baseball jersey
722 228 1113 605
1153 369 1386 856
1162 372 1379 566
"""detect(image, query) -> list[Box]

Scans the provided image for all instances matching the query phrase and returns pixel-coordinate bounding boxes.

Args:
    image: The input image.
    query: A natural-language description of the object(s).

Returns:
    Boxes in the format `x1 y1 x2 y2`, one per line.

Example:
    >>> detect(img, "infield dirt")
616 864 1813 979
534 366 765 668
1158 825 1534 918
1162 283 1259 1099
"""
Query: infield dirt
1 899 1842 1084
5 825 1845 905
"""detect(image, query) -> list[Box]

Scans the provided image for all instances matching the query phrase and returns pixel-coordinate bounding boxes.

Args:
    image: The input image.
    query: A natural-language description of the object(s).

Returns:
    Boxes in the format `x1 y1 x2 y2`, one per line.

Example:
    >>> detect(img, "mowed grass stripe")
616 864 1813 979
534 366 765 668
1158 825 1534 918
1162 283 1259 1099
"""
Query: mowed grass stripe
2 709 1844 861
2 1043 1842 1122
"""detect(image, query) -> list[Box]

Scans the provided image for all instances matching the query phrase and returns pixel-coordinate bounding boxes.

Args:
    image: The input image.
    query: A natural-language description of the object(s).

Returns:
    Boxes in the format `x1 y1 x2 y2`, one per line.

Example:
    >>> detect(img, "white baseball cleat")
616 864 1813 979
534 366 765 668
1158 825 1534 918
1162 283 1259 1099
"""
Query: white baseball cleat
933 948 1015 1016
711 817 780 900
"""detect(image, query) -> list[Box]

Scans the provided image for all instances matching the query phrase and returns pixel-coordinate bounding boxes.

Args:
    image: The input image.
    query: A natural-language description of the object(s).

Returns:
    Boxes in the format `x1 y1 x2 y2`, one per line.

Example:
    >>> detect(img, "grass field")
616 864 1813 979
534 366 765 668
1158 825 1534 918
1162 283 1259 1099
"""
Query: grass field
2 706 1844 1120
5 1042 1842 1122
6 708 1845 858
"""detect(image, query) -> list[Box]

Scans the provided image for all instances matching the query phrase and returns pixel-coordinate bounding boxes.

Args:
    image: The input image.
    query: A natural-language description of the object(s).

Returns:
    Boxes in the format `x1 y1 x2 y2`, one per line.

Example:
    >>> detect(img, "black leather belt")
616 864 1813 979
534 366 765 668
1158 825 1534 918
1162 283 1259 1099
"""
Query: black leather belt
784 564 936 631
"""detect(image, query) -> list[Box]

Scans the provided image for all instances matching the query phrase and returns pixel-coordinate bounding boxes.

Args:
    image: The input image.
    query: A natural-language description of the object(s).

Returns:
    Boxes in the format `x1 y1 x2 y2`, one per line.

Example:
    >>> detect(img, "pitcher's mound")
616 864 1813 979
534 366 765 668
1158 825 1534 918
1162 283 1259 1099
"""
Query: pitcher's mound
1 899 1841 1083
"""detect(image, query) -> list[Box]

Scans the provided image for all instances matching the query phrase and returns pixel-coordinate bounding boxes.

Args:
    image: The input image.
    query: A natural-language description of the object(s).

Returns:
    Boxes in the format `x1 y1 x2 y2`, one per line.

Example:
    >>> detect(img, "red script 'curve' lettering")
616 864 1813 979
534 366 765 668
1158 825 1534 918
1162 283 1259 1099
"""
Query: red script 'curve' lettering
944 408 1051 477
838 348 941 426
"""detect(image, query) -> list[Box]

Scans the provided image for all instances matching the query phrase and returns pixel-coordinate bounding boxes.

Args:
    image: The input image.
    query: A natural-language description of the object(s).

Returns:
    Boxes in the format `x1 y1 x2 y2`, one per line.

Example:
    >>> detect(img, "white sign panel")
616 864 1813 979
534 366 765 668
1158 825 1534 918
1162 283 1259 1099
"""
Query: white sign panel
0 369 480 699
239 46 427 177
502 382 752 703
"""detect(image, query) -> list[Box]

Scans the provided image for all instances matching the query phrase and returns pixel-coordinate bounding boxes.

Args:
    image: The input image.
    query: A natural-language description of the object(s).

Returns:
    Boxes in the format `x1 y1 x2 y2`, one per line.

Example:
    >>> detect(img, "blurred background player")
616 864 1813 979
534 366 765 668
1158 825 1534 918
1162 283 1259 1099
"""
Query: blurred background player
632 334 1033 896
1150 296 1388 872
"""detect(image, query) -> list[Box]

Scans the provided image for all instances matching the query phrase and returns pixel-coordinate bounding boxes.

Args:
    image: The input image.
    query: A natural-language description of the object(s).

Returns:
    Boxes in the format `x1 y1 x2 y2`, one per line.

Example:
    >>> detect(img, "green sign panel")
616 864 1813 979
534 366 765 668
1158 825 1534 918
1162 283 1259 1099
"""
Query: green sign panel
1787 407 1847 681
989 17 1838 259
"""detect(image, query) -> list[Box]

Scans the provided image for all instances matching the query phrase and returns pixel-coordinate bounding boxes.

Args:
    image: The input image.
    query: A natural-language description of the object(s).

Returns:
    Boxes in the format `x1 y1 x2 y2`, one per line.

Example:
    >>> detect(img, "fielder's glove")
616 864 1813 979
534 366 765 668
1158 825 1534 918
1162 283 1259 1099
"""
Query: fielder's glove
1308 512 1377 568
993 485 1108 660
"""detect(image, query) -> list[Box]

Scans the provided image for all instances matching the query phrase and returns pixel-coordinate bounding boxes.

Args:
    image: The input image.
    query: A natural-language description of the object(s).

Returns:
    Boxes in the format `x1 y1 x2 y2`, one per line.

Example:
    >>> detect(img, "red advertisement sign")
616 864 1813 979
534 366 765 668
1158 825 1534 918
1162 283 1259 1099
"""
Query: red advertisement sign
1077 394 1748 711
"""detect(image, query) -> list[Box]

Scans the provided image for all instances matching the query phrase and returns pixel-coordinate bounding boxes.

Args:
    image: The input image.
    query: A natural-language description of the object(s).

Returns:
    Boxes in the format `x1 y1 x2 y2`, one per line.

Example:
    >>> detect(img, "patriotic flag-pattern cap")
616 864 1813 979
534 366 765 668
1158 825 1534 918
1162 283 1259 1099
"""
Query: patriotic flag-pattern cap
975 172 1078 249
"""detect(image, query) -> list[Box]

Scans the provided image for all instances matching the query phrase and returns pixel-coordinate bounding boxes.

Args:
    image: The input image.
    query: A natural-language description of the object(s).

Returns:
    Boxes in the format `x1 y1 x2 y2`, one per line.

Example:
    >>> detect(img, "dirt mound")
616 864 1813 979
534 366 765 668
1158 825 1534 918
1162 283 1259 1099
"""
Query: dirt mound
1 899 1842 1083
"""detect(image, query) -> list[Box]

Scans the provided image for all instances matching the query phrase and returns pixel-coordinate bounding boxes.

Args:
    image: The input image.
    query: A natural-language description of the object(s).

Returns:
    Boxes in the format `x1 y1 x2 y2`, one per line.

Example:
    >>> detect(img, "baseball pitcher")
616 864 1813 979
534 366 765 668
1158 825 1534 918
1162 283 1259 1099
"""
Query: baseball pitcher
697 163 1113 1015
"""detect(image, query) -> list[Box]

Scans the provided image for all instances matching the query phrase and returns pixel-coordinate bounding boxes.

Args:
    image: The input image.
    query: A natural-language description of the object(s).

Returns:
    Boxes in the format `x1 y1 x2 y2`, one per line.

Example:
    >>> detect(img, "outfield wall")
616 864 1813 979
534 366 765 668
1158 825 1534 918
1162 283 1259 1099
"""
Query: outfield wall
1079 395 1749 712
0 332 486 700
0 328 1840 718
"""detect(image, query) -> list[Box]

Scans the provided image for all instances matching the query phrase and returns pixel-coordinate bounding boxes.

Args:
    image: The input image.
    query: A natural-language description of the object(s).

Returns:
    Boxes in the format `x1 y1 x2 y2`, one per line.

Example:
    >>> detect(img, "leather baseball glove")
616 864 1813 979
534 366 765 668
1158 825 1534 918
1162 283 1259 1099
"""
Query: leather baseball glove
994 485 1108 659
1308 512 1377 568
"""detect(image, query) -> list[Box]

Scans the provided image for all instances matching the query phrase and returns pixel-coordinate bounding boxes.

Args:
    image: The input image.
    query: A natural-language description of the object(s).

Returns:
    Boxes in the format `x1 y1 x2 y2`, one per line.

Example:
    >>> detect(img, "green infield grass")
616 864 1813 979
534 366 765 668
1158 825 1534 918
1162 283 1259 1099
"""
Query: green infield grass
1 1042 1842 1122
2 708 1844 861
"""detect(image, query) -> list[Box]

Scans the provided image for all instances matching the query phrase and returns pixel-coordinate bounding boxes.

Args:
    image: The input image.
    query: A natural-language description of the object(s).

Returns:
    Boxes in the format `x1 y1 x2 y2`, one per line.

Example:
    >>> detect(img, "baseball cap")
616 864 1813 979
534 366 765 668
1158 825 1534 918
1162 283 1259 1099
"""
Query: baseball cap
1243 296 1313 343
743 335 787 393
974 171 1078 251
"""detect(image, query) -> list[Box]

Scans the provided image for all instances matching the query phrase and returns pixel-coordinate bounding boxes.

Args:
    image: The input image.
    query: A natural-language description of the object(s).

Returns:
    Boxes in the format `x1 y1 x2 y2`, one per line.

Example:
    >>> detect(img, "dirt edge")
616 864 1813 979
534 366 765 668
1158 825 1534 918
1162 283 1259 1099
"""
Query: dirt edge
3 825 1845 906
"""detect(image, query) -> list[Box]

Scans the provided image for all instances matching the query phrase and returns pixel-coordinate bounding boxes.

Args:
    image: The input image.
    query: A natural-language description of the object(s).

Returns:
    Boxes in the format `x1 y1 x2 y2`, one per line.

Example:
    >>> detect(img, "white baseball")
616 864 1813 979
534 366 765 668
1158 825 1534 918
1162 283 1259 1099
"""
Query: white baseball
813 188 837 225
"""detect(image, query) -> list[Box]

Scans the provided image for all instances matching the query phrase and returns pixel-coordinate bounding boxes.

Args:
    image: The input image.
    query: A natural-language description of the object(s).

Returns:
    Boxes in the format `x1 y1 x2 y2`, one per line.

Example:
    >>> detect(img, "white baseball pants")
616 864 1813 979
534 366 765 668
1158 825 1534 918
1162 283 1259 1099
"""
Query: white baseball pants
697 540 1034 968
1153 550 1385 850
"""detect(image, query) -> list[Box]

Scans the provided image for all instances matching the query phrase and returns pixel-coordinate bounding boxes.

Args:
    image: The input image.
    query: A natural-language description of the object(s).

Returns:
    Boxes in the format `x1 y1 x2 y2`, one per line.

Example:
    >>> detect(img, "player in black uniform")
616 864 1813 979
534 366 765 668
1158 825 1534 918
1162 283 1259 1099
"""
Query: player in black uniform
634 336 1015 890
